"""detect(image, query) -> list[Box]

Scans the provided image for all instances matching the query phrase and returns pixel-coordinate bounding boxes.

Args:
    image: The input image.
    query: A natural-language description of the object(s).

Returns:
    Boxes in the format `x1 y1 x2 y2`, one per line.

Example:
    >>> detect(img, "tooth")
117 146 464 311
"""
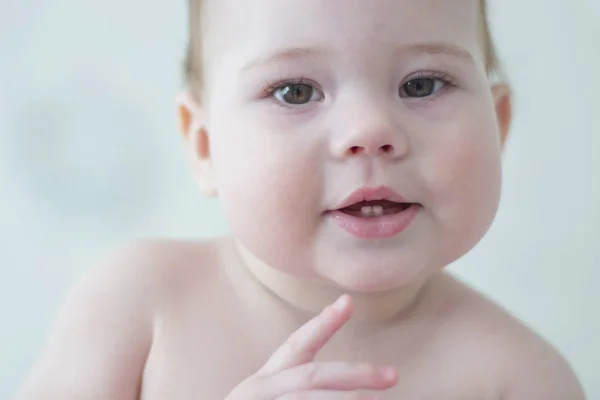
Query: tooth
372 206 383 216
361 206 373 216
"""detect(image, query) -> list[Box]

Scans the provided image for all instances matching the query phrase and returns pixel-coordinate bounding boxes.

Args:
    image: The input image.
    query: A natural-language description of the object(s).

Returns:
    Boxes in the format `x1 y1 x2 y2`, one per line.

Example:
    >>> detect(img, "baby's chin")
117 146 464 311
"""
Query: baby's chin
233 232 448 296
316 260 433 294
329 278 402 294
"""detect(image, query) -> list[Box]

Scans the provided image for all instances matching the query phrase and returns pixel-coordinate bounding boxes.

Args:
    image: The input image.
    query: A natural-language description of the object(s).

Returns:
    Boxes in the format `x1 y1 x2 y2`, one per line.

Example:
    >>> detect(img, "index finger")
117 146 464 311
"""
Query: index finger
258 295 353 376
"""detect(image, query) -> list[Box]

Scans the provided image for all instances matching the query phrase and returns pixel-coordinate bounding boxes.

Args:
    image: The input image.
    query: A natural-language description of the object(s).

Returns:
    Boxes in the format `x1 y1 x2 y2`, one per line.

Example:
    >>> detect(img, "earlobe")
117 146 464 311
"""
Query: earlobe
177 91 203 141
176 91 218 197
491 84 512 148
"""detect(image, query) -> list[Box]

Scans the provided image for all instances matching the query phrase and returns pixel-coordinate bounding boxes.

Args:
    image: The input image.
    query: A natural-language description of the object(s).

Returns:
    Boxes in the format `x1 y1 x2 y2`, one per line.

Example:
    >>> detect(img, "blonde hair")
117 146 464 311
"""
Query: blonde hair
183 0 501 90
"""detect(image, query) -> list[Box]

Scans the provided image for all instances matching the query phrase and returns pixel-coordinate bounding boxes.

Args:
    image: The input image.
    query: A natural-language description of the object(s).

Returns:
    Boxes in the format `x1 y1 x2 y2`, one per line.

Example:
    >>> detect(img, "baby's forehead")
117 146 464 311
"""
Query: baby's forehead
185 0 498 90
202 0 483 63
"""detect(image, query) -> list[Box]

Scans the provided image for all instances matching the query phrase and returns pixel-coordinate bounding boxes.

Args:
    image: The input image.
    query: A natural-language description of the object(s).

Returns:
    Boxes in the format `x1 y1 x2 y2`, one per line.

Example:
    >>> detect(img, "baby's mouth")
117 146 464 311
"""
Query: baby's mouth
338 200 413 218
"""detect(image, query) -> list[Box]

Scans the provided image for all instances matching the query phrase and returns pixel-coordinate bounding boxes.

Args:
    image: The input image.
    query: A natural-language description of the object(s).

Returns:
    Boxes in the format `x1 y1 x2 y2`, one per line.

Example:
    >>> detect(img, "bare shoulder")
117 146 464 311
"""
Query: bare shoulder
16 238 222 400
50 237 223 325
434 273 585 400
99 238 225 293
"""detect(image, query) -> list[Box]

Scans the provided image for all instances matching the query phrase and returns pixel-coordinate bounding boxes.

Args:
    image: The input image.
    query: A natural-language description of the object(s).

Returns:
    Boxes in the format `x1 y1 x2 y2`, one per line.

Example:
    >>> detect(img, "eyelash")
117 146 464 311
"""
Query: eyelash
262 77 318 95
404 71 455 85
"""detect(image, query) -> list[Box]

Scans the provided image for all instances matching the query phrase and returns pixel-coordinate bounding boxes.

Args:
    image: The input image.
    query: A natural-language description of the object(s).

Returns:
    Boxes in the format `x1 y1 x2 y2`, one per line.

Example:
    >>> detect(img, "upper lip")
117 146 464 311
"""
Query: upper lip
334 186 410 210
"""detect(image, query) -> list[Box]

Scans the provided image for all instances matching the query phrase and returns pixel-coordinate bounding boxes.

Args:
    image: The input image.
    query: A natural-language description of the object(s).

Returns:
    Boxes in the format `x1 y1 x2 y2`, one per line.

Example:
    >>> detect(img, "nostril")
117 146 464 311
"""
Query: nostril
381 144 393 153
345 144 395 156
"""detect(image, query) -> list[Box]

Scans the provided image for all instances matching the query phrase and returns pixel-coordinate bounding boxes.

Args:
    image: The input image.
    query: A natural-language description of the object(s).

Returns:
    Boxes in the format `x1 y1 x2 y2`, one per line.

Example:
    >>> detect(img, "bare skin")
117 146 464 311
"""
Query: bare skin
16 239 585 400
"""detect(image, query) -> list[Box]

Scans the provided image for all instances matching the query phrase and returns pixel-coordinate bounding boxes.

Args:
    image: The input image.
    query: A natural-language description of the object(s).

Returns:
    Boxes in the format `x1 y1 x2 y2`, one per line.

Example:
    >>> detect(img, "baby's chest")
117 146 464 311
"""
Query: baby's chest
140 323 493 400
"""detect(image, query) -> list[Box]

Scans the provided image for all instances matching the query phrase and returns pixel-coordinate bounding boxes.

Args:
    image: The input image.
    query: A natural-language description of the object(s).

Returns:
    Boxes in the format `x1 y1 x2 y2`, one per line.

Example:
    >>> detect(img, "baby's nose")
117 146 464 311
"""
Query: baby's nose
332 122 409 160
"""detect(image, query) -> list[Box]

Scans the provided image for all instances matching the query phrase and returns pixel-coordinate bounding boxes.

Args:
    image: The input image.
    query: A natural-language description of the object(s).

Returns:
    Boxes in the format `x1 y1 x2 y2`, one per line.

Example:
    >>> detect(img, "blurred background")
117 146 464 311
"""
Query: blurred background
0 0 598 398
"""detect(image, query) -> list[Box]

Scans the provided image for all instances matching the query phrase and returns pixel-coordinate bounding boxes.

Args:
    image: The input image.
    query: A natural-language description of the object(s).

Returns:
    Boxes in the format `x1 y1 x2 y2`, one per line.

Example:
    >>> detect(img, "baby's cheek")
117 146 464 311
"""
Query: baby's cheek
212 133 322 266
424 124 502 242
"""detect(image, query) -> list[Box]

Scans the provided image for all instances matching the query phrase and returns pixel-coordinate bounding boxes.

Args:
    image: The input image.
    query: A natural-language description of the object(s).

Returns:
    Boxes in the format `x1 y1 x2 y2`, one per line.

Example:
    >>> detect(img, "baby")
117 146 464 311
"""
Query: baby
16 0 586 399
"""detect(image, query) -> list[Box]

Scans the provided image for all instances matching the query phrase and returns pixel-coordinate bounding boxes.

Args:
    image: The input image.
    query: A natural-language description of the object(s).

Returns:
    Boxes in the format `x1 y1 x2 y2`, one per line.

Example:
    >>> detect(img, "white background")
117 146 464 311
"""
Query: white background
0 0 598 398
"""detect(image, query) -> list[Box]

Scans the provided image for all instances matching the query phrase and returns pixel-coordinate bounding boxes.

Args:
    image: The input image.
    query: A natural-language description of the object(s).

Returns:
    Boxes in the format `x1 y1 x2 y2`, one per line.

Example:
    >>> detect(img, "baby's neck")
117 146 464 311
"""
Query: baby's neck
231 239 434 326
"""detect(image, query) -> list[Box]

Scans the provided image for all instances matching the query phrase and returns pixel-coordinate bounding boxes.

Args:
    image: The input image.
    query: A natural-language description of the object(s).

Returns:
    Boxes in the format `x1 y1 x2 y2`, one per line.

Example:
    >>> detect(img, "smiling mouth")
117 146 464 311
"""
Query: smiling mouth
328 186 420 239
338 200 413 218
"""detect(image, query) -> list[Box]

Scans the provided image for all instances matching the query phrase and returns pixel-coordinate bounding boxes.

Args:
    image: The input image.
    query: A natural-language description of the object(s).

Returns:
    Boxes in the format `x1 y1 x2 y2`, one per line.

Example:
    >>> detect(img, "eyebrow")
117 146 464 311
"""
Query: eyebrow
403 43 475 63
241 47 330 73
240 42 475 73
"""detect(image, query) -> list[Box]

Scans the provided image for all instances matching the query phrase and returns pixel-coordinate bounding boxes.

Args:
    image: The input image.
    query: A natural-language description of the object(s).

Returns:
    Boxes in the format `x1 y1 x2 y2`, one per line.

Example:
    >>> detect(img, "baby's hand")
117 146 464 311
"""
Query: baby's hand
224 295 398 399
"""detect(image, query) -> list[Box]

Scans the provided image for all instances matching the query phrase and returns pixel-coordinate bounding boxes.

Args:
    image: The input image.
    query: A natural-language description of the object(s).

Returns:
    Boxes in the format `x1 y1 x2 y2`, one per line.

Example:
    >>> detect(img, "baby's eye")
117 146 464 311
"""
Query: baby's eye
273 83 322 105
400 77 446 98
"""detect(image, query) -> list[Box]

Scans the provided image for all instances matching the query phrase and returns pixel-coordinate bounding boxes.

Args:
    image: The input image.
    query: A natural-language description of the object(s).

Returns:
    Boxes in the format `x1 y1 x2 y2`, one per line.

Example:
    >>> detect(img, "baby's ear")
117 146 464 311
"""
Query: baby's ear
491 84 512 149
177 91 218 197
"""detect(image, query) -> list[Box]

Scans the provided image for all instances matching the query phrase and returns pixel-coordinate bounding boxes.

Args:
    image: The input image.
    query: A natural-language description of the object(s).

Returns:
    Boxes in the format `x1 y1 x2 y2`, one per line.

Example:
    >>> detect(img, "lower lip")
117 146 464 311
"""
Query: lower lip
328 204 420 239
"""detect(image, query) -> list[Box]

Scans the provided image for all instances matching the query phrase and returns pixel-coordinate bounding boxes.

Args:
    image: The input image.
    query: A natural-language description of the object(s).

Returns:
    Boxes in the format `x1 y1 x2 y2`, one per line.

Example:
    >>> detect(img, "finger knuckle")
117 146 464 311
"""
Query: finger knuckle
280 339 301 358
359 362 379 377
298 362 320 386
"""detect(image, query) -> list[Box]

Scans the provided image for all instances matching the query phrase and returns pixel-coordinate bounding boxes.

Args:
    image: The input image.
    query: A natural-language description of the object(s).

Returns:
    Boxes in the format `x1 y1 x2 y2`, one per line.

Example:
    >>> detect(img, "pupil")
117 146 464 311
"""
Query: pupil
405 78 434 98
283 84 311 104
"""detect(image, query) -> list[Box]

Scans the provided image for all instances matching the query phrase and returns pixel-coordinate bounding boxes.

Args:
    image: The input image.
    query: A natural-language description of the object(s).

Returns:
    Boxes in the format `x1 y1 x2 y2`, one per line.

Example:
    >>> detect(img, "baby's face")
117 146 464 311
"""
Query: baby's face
196 0 507 291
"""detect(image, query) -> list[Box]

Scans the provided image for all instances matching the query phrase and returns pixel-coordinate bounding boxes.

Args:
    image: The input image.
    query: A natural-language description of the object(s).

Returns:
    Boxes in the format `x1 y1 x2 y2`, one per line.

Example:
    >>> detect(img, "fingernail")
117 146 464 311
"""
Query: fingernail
332 295 347 313
380 366 397 381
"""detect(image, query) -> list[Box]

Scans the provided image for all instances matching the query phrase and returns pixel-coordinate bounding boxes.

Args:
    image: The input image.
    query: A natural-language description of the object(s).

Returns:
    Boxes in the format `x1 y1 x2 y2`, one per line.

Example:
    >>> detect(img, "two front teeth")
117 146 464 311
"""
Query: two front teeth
361 205 384 217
